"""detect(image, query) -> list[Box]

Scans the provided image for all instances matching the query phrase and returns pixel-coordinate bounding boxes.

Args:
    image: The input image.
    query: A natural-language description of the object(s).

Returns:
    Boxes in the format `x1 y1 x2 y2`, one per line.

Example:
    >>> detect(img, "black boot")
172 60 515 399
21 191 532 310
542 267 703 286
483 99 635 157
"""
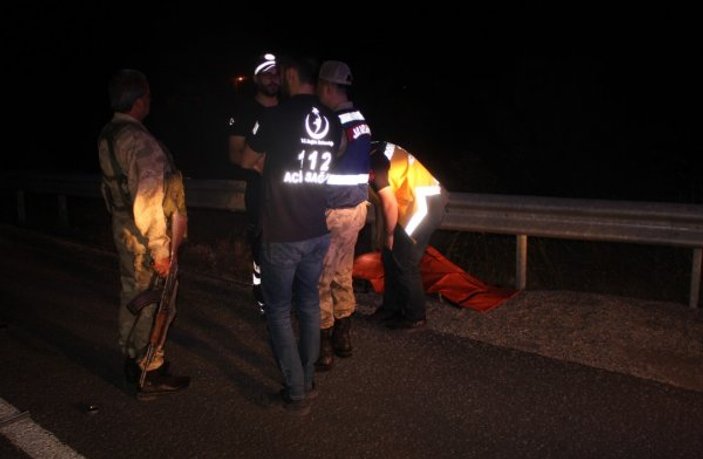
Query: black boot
124 358 172 385
126 359 189 400
137 367 190 400
314 328 334 371
332 317 352 358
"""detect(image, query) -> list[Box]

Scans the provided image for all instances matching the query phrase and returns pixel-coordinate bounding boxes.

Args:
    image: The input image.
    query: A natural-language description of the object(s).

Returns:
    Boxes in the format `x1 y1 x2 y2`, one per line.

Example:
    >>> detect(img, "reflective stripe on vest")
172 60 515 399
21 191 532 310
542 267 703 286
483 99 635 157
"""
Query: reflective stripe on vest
338 110 365 124
404 185 442 236
326 172 369 185
385 143 442 236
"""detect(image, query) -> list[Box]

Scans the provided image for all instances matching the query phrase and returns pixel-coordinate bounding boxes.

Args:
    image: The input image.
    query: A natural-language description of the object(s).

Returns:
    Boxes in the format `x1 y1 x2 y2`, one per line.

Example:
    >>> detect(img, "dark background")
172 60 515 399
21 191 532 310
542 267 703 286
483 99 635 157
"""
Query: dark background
6 2 700 202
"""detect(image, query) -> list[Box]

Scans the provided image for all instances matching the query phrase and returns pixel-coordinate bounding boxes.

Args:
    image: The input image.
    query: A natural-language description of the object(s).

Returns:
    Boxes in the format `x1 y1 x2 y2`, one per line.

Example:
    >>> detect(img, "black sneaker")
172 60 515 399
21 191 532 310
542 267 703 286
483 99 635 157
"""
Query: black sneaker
306 383 319 400
278 389 311 416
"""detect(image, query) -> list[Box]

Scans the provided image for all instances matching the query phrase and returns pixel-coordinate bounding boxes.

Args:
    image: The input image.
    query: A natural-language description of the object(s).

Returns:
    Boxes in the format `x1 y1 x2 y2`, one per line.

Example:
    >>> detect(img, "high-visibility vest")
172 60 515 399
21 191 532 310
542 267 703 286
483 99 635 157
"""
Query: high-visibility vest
382 142 443 236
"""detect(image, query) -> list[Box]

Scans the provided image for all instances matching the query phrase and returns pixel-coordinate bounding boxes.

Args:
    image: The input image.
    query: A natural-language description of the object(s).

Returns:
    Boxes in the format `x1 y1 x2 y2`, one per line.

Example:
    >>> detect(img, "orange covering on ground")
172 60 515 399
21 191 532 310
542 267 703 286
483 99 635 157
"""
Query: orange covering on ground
353 246 518 312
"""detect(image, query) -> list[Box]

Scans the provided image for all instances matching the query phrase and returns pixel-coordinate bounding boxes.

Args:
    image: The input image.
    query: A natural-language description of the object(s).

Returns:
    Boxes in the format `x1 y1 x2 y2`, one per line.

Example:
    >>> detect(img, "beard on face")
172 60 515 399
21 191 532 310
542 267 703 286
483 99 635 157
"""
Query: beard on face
258 82 279 97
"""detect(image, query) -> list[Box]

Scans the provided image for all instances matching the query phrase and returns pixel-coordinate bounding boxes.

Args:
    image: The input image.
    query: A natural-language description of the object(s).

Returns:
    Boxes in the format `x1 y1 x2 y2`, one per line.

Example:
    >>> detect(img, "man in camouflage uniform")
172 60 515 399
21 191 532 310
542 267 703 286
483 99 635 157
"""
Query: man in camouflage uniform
98 69 189 399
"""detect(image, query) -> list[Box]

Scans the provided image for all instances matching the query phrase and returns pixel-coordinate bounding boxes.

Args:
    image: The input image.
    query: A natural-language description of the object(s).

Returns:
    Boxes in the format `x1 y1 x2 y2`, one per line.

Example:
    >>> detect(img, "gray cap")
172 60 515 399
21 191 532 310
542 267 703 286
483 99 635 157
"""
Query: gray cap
319 60 353 85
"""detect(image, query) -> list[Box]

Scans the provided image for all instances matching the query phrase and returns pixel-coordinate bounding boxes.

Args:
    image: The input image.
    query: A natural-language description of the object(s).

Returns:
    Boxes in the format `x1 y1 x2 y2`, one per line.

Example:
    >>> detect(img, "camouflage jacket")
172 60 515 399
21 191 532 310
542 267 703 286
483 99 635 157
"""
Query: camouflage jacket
98 113 174 262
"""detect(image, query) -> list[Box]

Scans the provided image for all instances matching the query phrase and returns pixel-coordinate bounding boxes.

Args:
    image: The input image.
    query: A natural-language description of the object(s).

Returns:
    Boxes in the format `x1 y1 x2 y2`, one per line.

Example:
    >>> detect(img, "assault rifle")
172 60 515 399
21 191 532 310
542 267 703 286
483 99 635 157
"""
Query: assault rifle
127 211 188 389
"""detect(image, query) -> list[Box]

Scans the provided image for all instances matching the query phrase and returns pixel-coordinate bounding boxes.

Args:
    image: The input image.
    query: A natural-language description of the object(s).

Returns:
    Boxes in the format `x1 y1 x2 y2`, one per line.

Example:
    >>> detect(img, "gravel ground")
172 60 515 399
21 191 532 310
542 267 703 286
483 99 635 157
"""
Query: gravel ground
409 291 703 392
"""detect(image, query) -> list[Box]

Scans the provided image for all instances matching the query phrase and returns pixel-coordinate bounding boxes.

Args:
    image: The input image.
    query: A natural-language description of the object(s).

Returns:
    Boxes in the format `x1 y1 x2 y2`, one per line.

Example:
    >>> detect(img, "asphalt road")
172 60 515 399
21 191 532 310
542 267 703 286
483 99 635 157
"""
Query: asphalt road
1 225 702 458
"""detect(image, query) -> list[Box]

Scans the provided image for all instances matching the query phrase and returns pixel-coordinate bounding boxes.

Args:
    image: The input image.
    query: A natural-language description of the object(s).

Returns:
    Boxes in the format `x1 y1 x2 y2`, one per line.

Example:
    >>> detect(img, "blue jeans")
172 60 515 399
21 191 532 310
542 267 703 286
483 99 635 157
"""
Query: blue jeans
261 234 330 400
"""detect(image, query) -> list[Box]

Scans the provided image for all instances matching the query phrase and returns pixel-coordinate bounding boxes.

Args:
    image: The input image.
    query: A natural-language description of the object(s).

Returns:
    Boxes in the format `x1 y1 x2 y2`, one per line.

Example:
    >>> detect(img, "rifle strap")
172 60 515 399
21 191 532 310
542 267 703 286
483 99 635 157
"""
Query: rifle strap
126 273 162 315
126 287 162 315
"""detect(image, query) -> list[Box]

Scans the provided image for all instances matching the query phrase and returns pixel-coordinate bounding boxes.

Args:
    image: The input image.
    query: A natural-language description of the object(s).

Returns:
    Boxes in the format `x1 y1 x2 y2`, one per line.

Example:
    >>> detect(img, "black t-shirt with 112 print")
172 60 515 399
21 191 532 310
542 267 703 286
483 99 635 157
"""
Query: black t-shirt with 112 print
248 94 342 243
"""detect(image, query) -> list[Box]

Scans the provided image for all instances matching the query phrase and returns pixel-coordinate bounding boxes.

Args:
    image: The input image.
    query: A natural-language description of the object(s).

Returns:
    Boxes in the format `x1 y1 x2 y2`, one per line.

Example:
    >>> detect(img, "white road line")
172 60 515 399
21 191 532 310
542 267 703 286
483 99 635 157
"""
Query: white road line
0 398 85 459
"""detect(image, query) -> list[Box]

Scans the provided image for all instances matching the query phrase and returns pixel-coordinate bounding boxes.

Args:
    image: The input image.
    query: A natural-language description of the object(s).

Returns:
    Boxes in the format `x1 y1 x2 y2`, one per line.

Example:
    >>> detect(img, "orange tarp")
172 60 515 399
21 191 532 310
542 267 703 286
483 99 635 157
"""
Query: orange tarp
353 246 518 312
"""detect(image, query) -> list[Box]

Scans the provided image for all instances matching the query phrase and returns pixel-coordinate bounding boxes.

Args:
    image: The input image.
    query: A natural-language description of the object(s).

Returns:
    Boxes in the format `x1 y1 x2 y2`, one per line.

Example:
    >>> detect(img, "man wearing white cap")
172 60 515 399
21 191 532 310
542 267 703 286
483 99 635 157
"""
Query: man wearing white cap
228 53 280 315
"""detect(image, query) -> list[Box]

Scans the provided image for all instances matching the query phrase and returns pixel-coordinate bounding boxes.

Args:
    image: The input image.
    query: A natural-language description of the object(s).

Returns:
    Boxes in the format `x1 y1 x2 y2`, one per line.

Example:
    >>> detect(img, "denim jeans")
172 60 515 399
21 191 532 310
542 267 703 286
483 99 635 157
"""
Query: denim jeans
261 233 330 400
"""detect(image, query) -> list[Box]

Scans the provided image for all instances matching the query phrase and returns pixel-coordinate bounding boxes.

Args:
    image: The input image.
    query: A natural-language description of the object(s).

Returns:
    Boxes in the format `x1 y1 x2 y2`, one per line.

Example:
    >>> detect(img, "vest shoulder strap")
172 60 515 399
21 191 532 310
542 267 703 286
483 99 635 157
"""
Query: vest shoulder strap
99 121 140 211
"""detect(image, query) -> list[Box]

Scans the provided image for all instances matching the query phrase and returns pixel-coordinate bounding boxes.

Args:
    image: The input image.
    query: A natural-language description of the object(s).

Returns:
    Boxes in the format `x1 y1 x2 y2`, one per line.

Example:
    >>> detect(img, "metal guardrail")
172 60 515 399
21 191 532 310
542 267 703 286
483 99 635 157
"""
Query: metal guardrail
2 172 702 308
444 193 703 308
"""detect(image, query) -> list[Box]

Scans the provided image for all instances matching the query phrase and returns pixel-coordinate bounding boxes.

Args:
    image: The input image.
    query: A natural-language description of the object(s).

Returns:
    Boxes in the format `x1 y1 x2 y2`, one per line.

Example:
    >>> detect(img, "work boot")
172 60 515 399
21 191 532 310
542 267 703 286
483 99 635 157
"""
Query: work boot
314 328 334 371
124 358 172 385
125 358 187 400
137 369 190 400
332 317 352 358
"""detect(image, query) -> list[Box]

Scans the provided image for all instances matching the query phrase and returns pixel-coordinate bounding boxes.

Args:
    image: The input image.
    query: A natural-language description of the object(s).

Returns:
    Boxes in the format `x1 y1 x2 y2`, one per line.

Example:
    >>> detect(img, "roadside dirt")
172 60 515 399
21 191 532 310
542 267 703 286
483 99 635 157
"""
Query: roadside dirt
4 194 702 392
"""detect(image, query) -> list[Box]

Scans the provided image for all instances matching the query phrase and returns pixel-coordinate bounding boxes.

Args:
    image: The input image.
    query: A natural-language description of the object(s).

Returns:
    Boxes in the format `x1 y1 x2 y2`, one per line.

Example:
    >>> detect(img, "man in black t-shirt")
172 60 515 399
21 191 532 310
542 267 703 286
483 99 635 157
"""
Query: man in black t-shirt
228 53 279 315
241 57 342 416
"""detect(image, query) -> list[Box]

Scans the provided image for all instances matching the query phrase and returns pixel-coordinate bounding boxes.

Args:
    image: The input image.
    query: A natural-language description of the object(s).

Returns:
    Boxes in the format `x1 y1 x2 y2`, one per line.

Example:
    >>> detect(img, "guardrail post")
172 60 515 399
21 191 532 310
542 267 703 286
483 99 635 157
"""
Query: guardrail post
16 191 26 225
58 195 69 228
516 234 527 290
690 248 702 309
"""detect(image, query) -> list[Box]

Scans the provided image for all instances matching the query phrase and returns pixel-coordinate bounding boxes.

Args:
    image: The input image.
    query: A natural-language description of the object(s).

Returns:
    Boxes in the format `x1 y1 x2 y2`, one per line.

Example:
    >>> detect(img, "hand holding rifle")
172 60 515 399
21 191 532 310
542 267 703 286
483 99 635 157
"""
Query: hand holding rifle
138 210 188 389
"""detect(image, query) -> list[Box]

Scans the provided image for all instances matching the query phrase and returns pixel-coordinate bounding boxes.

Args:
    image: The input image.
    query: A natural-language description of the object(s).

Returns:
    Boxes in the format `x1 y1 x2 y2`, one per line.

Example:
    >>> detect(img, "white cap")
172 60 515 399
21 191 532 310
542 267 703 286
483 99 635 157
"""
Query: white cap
254 53 277 76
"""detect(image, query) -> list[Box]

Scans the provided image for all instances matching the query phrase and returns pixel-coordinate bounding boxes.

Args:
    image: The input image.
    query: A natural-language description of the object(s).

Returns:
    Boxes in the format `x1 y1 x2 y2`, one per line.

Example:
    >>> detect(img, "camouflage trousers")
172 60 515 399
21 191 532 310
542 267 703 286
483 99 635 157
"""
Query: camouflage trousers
318 202 368 329
111 212 165 370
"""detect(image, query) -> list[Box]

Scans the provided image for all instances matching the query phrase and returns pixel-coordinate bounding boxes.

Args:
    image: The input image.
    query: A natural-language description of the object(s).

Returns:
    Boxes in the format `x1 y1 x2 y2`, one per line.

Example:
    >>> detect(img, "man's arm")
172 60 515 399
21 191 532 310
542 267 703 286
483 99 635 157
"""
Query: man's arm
228 135 247 166
241 144 265 174
377 186 398 249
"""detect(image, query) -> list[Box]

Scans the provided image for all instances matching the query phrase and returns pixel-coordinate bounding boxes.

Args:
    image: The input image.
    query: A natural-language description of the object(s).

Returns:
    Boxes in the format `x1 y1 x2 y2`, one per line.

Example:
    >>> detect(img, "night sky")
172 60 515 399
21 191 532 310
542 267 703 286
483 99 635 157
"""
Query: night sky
7 3 700 203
